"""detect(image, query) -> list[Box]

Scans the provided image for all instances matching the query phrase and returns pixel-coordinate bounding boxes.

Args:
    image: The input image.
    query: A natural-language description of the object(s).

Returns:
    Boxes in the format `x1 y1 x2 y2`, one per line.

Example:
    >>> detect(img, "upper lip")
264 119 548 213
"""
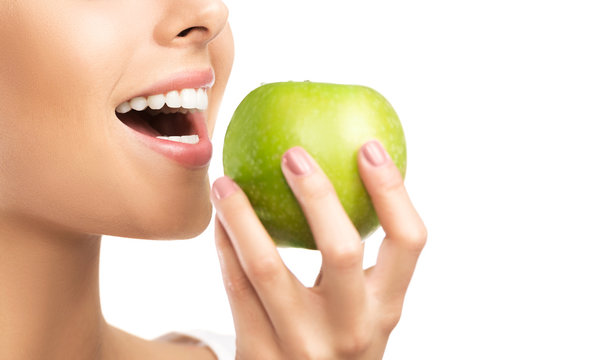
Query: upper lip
119 68 215 105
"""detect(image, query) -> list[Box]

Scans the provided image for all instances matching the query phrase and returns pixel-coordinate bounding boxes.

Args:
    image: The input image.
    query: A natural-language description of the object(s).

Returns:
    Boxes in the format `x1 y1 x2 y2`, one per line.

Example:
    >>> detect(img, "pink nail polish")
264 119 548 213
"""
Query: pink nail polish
283 147 312 176
362 140 387 166
213 176 238 199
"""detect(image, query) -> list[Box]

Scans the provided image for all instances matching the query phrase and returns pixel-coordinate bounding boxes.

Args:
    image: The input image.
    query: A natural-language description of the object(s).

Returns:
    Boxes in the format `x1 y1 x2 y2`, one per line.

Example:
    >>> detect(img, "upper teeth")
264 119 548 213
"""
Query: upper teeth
116 88 208 114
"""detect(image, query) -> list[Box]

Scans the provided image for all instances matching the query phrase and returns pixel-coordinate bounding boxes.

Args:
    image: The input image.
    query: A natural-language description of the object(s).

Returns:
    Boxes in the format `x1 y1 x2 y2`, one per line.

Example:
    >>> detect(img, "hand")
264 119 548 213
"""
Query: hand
211 139 427 360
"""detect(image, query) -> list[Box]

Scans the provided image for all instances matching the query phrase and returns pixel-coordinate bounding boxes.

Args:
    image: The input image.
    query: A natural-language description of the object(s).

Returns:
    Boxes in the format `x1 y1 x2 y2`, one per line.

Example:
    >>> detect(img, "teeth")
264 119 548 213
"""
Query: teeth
196 88 208 110
129 97 147 111
116 102 131 114
147 94 165 110
116 87 209 114
165 90 181 108
180 89 197 109
156 135 200 144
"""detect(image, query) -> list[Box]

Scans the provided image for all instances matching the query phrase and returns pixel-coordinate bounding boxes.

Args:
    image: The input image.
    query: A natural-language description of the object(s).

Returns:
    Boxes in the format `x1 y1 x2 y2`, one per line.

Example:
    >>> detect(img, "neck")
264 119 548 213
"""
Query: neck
0 211 108 360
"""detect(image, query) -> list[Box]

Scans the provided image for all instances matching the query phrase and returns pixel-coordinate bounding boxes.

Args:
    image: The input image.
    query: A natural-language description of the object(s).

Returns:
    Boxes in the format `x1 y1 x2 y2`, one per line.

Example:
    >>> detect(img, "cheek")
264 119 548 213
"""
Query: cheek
0 3 123 207
0 4 125 157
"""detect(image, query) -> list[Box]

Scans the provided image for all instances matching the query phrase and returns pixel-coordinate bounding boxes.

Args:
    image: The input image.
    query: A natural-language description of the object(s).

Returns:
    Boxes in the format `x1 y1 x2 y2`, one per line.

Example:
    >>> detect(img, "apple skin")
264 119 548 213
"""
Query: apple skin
223 81 406 249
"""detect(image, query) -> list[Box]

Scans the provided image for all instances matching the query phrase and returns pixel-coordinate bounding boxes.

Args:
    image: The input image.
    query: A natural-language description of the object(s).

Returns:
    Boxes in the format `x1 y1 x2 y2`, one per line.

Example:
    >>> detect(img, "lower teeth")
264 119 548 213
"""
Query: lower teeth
156 135 199 144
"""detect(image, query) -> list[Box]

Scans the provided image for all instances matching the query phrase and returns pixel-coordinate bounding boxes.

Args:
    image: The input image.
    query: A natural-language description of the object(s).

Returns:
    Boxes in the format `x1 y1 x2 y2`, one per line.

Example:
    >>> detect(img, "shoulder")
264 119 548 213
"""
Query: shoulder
155 330 235 360
154 331 206 346
151 332 218 360
106 325 217 360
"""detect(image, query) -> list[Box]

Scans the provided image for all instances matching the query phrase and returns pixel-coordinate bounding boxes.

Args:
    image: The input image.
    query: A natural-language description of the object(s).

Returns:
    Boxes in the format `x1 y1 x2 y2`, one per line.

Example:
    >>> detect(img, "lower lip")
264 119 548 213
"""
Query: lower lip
122 111 213 169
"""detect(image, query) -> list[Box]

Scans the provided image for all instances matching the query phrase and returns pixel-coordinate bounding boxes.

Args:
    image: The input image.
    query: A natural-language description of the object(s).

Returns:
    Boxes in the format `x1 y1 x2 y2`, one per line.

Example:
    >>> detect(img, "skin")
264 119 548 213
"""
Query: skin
0 1 427 359
1 0 232 359
213 143 427 360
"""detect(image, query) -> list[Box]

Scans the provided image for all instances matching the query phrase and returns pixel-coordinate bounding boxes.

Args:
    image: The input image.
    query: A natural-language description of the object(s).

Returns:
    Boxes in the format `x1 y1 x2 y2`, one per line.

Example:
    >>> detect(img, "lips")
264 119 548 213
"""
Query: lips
118 109 213 169
114 69 215 169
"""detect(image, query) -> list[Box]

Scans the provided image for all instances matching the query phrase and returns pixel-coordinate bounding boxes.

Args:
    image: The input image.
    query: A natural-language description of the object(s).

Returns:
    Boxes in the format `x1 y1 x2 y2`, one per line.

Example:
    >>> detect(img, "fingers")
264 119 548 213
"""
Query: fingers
281 147 366 322
213 142 424 357
357 140 428 303
214 217 276 347
211 176 304 339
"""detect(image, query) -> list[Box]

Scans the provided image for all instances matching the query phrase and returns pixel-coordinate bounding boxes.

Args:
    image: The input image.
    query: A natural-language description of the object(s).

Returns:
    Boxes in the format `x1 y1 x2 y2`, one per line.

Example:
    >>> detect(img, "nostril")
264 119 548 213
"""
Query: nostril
177 26 207 37
177 27 195 37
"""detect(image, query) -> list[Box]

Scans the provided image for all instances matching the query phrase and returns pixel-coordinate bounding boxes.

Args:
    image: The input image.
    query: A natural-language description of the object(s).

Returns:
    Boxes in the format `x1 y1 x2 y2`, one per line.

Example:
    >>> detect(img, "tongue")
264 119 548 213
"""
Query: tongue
118 111 162 137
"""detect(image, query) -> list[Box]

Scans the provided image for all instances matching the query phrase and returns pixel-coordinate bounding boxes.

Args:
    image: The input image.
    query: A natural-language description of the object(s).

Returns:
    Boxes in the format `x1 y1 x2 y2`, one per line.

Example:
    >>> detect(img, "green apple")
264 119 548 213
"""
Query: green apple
223 81 406 250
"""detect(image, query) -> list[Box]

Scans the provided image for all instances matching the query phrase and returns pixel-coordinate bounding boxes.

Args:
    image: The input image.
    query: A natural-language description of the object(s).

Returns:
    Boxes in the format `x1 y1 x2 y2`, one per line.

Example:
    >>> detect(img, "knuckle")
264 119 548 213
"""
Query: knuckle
324 242 363 268
285 339 321 360
406 226 429 253
224 273 252 300
380 311 403 334
247 257 282 283
297 174 335 202
375 166 405 195
392 224 428 254
336 327 373 355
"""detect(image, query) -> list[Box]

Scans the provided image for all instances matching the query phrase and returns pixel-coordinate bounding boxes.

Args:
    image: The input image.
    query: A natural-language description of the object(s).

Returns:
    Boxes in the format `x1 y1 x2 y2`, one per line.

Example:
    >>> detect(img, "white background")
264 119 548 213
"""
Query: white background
100 1 607 359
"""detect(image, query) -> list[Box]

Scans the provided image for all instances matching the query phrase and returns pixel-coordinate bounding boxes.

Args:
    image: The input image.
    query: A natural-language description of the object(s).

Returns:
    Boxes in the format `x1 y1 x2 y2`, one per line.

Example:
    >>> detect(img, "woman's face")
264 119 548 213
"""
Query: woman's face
0 1 234 239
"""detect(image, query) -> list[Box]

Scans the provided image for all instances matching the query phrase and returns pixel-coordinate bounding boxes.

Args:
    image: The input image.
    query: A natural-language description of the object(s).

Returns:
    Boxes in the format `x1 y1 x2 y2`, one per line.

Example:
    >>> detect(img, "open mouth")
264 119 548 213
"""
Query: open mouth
114 87 209 144
116 107 199 141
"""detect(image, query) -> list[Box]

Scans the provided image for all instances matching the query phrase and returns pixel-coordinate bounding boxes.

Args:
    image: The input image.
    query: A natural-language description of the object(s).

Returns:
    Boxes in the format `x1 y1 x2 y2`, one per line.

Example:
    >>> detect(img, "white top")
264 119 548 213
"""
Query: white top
177 329 236 360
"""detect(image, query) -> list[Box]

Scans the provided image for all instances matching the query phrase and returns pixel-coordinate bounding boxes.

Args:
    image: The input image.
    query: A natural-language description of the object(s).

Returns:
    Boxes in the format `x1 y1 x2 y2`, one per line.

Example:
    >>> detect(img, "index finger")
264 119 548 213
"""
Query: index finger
211 176 305 339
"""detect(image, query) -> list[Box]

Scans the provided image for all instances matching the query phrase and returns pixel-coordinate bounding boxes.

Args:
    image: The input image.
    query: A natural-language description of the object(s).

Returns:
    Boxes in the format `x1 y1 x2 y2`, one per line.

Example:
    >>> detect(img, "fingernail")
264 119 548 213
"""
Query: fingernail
283 147 313 176
362 140 388 166
213 176 238 199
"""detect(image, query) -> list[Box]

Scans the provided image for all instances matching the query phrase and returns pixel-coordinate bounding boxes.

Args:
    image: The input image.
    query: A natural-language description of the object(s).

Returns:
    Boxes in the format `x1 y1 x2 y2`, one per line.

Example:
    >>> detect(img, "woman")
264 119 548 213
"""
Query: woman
0 0 427 359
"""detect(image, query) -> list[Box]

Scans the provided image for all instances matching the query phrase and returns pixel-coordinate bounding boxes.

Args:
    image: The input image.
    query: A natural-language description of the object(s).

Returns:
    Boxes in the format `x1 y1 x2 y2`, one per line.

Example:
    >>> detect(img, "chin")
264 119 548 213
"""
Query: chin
155 200 213 240
162 209 212 240
105 198 214 241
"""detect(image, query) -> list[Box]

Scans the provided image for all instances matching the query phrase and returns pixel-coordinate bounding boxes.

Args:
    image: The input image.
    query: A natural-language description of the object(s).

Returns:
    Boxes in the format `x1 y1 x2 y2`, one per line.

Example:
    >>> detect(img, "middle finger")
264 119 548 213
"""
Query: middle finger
281 147 366 310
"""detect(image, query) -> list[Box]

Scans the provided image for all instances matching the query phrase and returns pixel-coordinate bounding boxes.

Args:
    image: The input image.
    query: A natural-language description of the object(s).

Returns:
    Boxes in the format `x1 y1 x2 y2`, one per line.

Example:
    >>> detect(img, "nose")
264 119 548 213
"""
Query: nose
155 0 229 47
